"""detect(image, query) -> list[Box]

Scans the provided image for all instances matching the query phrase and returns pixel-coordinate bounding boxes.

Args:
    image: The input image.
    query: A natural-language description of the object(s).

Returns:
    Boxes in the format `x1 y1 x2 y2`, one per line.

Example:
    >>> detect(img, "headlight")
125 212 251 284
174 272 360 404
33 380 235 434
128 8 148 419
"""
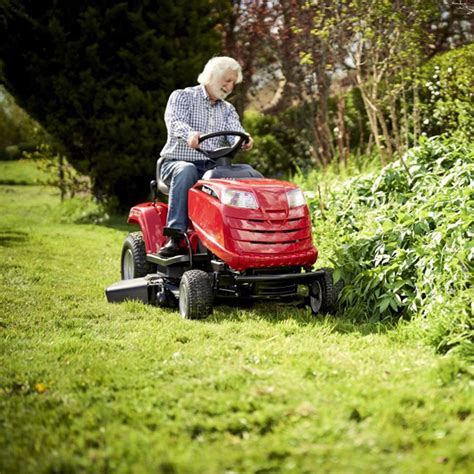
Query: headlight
221 189 258 209
286 188 306 208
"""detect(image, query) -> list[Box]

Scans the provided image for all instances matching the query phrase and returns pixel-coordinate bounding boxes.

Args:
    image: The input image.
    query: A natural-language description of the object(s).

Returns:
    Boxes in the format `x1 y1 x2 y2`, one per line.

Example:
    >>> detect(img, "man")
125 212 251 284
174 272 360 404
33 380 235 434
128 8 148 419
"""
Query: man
157 56 253 258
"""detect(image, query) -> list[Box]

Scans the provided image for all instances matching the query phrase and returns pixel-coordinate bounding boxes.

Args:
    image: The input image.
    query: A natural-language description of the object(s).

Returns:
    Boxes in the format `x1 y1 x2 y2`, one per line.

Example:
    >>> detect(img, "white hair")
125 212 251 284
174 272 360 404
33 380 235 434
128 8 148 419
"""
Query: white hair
197 56 243 85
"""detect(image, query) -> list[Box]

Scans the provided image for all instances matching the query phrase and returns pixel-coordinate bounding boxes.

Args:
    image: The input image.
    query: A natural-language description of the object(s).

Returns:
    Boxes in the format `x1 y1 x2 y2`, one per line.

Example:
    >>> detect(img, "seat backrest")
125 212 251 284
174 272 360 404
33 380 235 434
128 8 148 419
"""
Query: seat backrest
156 157 170 195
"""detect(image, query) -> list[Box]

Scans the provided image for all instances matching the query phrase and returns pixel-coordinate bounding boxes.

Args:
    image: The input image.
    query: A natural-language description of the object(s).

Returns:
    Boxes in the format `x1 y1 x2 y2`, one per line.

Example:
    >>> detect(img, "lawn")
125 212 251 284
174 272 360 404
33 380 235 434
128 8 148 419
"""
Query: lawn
0 158 52 185
0 161 472 473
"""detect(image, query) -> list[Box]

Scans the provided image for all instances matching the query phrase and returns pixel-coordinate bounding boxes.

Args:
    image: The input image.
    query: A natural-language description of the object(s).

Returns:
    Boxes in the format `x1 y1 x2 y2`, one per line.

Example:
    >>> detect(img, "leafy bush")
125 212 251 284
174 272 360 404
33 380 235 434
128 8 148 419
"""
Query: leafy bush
23 144 92 200
21 143 110 223
307 136 473 354
242 110 314 178
56 196 110 224
419 43 474 140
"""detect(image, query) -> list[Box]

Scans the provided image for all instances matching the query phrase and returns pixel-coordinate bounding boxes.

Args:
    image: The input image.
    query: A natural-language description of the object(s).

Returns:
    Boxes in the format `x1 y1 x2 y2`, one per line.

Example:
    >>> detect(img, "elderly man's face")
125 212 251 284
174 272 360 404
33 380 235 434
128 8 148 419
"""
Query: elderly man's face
208 70 238 101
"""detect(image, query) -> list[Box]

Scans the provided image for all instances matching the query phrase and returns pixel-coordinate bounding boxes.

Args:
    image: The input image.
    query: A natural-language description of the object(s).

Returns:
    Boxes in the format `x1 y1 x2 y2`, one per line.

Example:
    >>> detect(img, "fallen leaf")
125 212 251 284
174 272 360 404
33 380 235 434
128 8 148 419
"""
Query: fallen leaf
35 383 47 394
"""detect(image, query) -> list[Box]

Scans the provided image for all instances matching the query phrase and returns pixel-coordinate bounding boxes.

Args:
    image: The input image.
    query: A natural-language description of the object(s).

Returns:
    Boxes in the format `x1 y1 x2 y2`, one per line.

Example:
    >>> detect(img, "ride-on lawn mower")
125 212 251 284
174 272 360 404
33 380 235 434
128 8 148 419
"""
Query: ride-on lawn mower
106 131 340 319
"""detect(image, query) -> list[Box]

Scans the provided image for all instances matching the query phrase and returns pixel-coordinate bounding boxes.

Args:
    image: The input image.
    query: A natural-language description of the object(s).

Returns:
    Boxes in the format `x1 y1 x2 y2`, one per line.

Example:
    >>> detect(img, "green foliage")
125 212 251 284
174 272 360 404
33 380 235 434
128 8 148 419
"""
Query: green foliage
22 144 92 201
306 136 473 354
0 0 230 210
332 87 369 153
242 109 314 177
0 86 48 160
418 288 473 358
419 43 474 140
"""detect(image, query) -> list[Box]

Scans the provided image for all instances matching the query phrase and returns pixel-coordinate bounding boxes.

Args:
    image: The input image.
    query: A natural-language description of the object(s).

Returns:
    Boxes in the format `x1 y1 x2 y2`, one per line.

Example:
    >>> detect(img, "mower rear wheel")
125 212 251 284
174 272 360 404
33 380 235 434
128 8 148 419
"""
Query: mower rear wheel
309 280 323 314
310 268 342 315
121 232 156 280
179 270 213 320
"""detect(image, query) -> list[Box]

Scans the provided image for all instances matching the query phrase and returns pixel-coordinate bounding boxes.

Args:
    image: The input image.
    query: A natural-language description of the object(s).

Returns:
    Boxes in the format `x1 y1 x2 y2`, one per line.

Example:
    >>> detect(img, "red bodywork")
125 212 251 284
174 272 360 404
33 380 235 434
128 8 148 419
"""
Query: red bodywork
128 178 318 271
127 201 167 254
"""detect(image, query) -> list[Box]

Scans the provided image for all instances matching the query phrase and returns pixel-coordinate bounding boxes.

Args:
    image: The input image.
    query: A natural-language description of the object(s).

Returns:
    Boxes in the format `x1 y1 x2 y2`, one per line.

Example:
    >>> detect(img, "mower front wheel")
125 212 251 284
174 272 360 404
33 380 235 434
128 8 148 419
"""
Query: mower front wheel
179 270 213 320
121 232 156 280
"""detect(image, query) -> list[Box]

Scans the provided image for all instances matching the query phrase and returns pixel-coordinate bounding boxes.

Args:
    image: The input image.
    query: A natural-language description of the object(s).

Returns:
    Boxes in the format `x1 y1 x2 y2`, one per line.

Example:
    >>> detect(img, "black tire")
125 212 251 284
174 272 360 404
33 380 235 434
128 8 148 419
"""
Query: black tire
310 267 343 315
179 270 213 320
309 279 324 315
121 232 156 280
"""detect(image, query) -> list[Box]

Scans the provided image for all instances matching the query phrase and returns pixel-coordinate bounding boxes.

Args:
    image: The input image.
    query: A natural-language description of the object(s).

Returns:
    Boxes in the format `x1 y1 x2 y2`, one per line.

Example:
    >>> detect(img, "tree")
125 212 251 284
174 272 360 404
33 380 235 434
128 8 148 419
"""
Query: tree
343 1 439 162
418 43 474 140
226 1 339 166
228 1 471 169
221 0 273 116
0 0 231 209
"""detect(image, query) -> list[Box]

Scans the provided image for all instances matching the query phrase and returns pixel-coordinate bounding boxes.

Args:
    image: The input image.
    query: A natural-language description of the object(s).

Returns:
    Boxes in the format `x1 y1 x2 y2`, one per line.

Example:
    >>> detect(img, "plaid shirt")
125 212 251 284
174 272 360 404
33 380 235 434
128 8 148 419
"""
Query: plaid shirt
160 85 246 162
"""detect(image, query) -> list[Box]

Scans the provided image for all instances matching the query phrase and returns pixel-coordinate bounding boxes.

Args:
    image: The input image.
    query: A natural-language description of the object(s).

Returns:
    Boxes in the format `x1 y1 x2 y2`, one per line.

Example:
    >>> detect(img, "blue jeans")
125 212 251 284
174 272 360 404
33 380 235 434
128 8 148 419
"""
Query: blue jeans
160 159 216 232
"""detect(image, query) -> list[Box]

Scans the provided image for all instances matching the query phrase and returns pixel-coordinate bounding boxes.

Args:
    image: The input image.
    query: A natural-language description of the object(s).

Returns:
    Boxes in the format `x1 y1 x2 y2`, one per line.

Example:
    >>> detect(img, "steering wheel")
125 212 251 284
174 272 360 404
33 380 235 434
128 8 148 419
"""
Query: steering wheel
196 131 250 161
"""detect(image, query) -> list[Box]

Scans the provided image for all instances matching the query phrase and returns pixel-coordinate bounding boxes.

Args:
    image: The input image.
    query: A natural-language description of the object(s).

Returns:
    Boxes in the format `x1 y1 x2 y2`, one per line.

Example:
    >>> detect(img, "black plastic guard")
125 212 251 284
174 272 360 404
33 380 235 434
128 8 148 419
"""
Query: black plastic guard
105 275 160 304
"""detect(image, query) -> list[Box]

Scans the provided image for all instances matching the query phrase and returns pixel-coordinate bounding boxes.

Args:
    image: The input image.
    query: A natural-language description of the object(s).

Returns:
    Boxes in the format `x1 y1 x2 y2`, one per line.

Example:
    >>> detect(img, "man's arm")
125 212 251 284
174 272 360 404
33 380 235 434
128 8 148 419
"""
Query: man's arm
164 90 199 146
225 103 253 151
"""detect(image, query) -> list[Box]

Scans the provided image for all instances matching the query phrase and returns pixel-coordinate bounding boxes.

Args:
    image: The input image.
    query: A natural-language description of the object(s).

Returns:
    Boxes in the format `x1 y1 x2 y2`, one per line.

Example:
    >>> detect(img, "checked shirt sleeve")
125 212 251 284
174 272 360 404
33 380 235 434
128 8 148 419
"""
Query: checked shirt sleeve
225 102 246 145
164 90 197 141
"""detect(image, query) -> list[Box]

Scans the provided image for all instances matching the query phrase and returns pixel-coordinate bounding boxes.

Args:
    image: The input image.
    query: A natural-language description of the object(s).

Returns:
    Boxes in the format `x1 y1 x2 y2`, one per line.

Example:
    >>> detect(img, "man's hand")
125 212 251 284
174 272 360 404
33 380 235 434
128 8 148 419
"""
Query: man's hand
242 135 254 151
187 132 201 149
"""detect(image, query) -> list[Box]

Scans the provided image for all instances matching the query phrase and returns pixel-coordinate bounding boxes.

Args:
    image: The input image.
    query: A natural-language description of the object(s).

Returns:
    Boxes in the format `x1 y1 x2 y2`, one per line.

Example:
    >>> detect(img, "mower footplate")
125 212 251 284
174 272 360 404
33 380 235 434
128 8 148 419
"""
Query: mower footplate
147 252 210 267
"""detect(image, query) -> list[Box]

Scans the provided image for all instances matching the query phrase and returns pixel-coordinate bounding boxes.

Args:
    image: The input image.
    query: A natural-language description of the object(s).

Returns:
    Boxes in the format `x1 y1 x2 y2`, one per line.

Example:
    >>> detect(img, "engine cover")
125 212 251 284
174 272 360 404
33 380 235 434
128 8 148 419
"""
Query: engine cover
188 178 318 271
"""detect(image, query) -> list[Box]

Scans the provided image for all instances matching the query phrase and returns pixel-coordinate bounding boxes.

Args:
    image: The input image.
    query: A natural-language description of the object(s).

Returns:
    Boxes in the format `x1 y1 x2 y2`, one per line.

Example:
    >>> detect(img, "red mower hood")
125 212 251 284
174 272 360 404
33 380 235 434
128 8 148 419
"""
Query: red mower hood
188 178 318 271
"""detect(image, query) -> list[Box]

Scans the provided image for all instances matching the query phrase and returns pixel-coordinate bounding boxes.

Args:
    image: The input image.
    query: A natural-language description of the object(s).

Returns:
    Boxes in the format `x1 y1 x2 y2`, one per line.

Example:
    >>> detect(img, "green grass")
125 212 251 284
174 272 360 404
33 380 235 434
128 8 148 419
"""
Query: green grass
0 163 473 473
0 158 52 185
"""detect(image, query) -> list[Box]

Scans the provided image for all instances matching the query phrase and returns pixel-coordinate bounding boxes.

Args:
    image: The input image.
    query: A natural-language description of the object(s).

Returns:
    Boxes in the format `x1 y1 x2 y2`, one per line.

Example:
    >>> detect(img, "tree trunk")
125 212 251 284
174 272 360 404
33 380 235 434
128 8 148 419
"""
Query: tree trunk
412 82 419 144
376 107 393 160
390 95 401 152
336 94 349 167
58 154 66 201
401 82 410 151
313 108 334 166
359 87 386 165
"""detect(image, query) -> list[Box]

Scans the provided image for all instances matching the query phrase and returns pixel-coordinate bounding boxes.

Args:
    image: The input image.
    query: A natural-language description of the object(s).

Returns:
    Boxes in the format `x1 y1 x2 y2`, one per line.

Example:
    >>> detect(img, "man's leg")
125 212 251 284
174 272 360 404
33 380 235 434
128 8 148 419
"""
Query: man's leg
161 160 199 233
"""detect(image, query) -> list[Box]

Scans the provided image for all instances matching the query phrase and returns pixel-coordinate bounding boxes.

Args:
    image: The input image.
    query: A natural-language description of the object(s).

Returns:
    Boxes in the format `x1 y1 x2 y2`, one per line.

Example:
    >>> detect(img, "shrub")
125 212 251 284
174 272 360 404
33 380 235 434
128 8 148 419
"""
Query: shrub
242 110 314 178
419 43 474 140
23 144 92 200
306 135 473 353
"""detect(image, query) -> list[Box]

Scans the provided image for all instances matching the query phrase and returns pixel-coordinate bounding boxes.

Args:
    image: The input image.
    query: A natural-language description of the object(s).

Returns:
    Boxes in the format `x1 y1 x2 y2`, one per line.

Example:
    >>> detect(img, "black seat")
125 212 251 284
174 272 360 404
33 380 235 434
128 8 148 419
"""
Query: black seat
155 157 170 195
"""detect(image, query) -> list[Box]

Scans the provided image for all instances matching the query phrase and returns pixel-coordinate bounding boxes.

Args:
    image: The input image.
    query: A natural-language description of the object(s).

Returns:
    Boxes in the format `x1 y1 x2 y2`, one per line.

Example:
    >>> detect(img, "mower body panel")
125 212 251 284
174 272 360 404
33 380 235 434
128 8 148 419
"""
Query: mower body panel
127 202 168 254
188 178 318 271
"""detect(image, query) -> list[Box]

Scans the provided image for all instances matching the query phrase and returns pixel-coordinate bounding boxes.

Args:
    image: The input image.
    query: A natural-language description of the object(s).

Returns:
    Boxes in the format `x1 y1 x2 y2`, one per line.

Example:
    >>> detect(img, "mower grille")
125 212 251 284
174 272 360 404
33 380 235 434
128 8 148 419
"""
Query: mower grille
253 280 298 297
228 216 313 253
245 267 300 298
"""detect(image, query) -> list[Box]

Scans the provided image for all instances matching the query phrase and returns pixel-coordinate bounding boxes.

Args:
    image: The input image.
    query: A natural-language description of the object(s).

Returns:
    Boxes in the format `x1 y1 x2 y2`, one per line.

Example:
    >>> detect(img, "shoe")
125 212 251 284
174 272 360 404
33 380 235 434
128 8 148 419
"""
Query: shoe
157 237 180 258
